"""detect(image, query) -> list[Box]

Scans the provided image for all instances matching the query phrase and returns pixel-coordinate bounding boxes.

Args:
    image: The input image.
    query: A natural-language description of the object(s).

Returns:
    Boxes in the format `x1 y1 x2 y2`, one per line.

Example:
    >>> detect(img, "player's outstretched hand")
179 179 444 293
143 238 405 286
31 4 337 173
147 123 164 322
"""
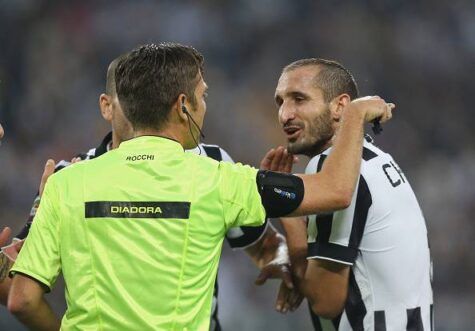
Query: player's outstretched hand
348 96 395 123
0 123 4 140
39 159 56 197
260 146 298 173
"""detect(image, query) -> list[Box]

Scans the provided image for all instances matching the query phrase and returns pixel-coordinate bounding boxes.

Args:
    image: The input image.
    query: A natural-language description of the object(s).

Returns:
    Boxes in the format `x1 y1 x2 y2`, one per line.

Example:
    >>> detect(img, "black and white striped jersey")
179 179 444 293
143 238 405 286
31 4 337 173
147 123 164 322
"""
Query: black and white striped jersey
307 136 433 331
18 132 267 331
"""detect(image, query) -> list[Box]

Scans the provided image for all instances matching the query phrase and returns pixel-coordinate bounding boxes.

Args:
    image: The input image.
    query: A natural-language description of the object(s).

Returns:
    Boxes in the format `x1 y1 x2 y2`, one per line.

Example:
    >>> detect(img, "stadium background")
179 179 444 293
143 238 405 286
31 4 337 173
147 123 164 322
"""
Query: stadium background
0 0 473 329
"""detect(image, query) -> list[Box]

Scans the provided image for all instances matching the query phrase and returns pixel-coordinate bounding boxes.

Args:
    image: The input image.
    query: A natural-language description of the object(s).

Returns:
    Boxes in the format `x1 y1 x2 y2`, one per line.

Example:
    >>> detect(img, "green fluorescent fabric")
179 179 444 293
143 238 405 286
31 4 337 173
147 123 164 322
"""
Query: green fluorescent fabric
11 136 266 330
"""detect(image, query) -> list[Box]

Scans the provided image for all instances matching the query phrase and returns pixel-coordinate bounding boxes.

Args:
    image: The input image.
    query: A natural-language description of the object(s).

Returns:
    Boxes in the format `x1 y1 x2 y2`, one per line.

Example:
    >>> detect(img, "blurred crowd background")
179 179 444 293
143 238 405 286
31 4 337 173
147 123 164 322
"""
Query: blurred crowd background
0 0 473 329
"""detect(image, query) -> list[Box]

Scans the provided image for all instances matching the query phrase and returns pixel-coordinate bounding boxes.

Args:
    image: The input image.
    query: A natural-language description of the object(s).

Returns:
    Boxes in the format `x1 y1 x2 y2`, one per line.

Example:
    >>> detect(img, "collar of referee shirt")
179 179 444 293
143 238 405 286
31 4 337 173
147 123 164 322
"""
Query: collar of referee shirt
119 135 185 152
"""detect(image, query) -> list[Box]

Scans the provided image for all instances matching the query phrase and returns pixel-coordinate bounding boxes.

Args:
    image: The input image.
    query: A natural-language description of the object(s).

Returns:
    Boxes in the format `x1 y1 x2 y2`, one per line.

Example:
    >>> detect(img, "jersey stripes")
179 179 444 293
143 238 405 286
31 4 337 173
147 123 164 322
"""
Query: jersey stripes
307 136 433 331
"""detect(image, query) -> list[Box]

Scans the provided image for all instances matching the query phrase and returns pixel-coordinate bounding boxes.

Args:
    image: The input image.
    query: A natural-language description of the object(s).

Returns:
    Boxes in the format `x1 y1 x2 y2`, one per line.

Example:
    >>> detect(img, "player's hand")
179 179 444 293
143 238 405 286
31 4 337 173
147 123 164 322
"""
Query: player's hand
39 159 56 197
2 240 24 262
0 228 11 248
255 261 294 290
70 157 82 164
347 96 395 123
275 280 305 314
0 122 4 140
260 146 298 173
0 228 12 282
254 233 294 290
275 253 307 313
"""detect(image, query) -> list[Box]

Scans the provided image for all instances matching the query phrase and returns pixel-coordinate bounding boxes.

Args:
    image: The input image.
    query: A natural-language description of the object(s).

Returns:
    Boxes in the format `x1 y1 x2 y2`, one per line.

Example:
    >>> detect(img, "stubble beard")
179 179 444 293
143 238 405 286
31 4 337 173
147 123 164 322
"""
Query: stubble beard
287 108 334 157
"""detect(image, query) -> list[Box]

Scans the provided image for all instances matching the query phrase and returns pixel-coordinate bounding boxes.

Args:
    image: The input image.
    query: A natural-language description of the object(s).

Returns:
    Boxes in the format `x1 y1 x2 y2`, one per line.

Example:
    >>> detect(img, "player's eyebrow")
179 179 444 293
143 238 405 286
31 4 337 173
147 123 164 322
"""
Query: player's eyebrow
288 91 308 99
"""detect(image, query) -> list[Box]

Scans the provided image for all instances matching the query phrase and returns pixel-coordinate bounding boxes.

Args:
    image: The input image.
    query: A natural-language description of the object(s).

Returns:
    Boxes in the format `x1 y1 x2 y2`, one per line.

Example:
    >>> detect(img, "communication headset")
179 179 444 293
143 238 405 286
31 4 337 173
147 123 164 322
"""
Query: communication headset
181 96 205 154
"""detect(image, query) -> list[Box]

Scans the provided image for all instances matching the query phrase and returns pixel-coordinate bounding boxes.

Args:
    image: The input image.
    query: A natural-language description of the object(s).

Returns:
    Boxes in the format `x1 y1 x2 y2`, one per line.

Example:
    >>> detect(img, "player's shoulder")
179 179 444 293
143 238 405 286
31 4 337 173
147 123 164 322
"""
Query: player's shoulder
361 135 395 165
201 143 234 163
305 135 392 174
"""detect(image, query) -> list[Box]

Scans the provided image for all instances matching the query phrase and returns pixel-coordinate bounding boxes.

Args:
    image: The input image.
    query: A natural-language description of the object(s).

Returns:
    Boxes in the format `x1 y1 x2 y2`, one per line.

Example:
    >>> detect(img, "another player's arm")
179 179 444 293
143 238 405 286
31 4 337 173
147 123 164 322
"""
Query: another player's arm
301 260 349 318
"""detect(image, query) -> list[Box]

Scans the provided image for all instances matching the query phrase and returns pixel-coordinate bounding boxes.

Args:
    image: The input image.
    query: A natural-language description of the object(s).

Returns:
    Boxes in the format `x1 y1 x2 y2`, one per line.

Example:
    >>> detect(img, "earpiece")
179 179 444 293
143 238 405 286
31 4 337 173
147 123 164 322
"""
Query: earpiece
181 96 188 114
180 95 205 140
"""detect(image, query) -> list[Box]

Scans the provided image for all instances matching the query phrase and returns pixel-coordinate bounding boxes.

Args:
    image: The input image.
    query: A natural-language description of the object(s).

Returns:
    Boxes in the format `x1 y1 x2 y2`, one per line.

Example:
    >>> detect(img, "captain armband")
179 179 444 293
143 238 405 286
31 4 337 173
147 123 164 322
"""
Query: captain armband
256 170 304 218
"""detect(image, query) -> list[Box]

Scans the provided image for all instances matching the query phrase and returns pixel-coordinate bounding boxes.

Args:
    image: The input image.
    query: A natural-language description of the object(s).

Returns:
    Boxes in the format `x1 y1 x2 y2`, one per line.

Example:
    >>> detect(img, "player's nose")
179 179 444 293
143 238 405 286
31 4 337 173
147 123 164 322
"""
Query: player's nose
279 103 296 125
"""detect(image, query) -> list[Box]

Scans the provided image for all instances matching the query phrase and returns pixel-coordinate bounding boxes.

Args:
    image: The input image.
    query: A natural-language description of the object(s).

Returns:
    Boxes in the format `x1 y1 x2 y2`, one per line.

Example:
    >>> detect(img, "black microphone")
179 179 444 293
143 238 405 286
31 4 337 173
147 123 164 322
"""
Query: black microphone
183 108 205 139
181 97 205 153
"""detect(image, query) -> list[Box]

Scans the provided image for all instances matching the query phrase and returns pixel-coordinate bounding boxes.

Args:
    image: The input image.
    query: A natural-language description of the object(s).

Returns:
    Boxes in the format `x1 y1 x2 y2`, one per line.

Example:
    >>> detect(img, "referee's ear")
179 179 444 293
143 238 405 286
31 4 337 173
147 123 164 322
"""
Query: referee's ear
330 93 351 122
99 93 113 122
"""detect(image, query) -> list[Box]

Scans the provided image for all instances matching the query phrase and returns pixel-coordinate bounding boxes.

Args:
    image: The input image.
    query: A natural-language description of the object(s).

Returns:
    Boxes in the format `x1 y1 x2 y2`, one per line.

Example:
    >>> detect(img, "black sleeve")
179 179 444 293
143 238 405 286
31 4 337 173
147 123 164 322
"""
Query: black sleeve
225 220 268 249
256 170 304 218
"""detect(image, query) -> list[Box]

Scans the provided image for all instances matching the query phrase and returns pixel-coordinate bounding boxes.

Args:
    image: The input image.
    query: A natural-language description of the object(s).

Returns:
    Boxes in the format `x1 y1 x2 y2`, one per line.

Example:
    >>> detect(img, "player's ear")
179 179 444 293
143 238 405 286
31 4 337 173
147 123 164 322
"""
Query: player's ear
330 93 351 121
99 93 112 122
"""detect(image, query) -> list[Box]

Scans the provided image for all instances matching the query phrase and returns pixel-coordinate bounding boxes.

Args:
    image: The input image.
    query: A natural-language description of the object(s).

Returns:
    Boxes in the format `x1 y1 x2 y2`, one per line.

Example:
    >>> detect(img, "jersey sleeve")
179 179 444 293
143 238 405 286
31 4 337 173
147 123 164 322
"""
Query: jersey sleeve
219 162 266 230
225 220 268 249
217 148 268 249
10 176 62 291
307 172 372 266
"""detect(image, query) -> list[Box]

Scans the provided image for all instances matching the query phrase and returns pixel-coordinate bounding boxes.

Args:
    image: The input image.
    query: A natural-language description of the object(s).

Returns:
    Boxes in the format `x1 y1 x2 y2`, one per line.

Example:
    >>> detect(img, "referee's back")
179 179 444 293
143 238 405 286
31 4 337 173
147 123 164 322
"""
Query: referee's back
12 136 266 330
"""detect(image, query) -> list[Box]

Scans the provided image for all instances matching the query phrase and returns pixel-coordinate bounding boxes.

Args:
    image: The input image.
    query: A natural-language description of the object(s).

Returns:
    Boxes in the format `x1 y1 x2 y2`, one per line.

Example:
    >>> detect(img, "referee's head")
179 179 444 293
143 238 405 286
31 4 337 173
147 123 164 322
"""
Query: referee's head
115 43 207 149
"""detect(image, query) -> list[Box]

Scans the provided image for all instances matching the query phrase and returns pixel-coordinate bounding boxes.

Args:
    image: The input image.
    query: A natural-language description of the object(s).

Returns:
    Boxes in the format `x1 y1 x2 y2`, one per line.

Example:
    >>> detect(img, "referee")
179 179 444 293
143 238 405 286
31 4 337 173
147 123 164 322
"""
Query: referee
3 55 291 330
8 43 393 330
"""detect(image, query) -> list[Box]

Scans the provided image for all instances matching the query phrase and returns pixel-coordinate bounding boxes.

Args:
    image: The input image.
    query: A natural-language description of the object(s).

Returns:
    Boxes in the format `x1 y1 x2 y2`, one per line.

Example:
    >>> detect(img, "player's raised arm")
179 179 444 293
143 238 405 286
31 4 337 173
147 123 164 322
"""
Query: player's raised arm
257 96 394 218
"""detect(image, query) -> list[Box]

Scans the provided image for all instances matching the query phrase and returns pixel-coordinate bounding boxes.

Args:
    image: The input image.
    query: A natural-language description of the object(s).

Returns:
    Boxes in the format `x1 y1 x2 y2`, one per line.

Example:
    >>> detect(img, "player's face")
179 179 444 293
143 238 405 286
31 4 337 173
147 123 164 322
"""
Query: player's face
275 66 335 156
110 93 134 144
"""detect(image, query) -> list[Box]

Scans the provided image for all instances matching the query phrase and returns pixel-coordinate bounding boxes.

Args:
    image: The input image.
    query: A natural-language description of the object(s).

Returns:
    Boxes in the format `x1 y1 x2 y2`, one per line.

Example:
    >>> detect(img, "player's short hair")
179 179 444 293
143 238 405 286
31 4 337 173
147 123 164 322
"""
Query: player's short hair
105 55 126 97
115 43 204 131
283 58 359 102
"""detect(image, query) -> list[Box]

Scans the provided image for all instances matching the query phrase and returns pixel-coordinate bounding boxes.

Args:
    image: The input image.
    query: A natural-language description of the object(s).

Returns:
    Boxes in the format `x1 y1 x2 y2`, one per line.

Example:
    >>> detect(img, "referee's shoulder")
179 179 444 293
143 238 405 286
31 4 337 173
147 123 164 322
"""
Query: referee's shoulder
50 153 103 182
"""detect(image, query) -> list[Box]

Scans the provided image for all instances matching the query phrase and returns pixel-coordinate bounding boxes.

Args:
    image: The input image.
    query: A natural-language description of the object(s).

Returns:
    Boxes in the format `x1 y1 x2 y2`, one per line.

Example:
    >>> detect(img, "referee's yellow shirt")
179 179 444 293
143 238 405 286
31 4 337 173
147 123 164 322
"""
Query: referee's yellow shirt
11 136 266 331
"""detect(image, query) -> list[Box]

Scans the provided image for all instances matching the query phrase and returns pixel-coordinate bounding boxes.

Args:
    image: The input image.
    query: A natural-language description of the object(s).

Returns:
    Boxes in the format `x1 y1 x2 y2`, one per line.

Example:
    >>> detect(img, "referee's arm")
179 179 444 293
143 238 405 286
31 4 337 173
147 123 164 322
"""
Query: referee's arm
8 174 61 330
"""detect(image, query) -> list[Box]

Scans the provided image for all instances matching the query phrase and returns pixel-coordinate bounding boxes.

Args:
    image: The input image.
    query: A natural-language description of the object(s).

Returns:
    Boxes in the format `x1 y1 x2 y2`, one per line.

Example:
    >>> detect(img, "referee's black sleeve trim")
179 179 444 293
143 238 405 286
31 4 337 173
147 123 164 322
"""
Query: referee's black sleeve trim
9 271 52 293
307 242 358 265
226 220 268 249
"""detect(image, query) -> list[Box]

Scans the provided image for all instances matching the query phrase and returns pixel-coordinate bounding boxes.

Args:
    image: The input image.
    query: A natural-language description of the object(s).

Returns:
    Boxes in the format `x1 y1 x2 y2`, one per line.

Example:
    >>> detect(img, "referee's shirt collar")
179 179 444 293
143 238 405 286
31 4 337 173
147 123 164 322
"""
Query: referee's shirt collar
118 135 185 152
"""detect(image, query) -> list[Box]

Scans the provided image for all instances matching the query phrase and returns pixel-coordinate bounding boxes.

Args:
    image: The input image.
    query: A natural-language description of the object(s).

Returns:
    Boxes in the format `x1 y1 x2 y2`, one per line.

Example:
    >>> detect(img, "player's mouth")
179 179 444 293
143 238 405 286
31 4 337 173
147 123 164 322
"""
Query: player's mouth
283 126 303 141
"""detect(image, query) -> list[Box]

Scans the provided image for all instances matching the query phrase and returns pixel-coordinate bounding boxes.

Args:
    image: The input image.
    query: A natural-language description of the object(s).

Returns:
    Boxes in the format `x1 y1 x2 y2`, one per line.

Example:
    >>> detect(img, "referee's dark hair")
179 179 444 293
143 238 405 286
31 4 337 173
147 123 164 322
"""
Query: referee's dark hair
283 58 359 103
115 43 204 131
